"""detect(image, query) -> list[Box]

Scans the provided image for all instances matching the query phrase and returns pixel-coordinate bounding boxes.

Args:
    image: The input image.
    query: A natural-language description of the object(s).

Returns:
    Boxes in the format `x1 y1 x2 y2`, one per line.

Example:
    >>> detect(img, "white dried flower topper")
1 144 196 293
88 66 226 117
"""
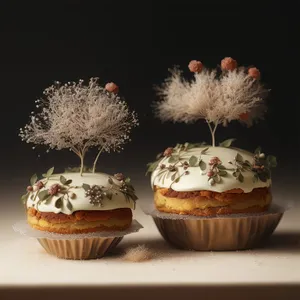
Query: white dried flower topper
19 78 139 212
20 78 138 175
155 57 267 147
148 58 277 191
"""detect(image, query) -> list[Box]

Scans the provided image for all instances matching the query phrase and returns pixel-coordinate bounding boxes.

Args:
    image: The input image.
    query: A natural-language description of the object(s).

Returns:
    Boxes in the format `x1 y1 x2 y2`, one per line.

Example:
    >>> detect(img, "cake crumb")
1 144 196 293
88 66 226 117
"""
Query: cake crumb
122 245 155 262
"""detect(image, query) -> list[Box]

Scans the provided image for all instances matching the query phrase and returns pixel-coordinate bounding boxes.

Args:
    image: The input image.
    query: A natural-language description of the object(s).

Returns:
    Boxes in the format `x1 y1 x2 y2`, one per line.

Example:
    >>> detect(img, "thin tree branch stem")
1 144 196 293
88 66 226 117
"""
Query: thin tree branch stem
92 146 105 173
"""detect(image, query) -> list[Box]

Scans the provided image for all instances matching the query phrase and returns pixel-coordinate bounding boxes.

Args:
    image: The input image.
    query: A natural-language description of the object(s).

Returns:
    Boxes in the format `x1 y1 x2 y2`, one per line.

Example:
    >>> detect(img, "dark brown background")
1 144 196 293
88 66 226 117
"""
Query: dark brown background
0 0 299 191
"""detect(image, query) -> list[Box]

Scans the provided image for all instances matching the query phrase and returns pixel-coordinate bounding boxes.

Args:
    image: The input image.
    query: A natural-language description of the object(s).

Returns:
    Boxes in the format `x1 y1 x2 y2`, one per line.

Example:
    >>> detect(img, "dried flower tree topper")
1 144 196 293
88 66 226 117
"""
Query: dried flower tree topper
155 57 268 146
19 78 139 242
20 78 138 175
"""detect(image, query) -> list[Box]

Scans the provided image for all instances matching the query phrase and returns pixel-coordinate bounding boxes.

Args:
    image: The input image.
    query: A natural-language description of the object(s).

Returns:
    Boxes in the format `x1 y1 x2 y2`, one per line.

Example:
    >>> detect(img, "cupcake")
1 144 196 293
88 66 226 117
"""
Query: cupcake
150 144 274 217
25 171 136 234
19 78 139 259
146 58 281 250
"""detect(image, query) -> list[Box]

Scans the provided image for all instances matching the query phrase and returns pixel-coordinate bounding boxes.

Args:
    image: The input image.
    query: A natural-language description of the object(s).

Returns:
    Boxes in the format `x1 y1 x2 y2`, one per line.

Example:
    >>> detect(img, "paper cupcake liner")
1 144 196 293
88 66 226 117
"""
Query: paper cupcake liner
13 219 143 260
141 200 285 250
153 210 283 251
38 236 123 260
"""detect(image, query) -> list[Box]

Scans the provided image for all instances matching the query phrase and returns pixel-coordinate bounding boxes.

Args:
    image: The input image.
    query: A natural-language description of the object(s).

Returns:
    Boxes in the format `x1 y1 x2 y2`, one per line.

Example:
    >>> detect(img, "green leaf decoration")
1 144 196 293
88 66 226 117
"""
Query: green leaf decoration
65 179 72 185
200 147 209 155
146 159 161 176
38 190 50 201
66 200 73 211
258 173 268 182
21 192 29 204
47 167 54 177
171 173 176 181
218 164 226 170
108 177 114 185
156 152 163 160
30 174 38 186
175 177 180 183
43 167 54 178
219 138 236 148
199 160 206 171
106 191 113 200
82 183 90 191
60 175 67 185
128 192 138 201
267 155 277 168
55 197 63 208
125 178 131 184
218 170 227 176
235 153 244 163
233 171 238 177
254 146 261 155
238 173 244 182
168 155 178 163
189 155 198 167
253 174 259 183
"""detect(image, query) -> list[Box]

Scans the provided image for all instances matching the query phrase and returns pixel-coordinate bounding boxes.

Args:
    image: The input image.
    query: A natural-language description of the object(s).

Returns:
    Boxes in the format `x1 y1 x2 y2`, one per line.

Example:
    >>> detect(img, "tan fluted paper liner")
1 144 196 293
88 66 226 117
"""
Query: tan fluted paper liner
141 200 285 251
153 211 283 251
13 220 143 260
38 236 123 260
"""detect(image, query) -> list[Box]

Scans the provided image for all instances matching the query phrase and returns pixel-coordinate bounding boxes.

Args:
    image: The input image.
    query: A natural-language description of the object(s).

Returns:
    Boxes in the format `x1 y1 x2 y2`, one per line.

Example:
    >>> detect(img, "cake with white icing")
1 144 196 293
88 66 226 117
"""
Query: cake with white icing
148 143 275 216
19 78 138 234
25 171 137 233
149 57 277 216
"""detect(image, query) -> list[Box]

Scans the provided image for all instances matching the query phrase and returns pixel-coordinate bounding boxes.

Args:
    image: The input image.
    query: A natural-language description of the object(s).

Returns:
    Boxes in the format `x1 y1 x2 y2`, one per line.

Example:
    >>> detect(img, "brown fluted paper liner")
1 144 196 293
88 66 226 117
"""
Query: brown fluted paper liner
153 211 283 251
13 219 143 260
38 237 123 260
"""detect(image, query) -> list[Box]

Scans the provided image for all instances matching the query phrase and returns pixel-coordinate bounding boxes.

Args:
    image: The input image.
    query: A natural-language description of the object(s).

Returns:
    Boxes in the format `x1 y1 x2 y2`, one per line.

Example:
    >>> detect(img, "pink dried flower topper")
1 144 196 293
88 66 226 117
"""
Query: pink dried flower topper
221 57 238 71
248 67 260 79
105 82 119 94
188 60 203 73
163 147 173 157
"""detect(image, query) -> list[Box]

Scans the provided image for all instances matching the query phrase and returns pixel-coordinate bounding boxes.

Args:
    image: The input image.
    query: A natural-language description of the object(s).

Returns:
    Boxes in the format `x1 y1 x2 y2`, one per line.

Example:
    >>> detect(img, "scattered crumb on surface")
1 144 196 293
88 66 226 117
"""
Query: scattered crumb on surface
122 245 156 262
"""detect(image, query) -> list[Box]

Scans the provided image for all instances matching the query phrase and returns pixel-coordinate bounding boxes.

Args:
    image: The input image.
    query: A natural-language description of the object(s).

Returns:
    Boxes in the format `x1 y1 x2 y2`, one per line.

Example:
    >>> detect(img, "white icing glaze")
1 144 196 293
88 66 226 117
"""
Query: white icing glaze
151 146 271 193
26 173 135 215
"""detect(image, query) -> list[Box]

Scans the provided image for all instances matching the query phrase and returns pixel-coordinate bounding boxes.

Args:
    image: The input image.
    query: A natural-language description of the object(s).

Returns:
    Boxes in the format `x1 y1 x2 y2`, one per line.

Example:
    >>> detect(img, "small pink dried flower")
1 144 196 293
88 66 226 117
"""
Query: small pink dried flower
105 82 119 94
188 60 203 73
209 157 221 165
114 173 125 181
48 184 61 196
163 147 173 157
248 67 260 80
35 181 44 189
27 186 33 192
221 57 237 71
207 170 215 177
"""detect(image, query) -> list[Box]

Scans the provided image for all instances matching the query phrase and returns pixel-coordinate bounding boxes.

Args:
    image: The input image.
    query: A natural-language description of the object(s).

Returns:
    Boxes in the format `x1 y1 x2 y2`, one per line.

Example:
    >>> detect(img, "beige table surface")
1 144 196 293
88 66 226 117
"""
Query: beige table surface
1 182 300 300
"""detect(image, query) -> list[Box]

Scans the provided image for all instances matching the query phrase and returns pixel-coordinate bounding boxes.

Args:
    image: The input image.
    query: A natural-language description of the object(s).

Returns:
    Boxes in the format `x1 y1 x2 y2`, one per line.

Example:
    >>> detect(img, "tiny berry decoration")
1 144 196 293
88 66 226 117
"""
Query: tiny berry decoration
188 60 203 73
114 173 125 181
221 57 237 71
239 112 249 121
48 184 61 196
209 157 221 166
248 67 260 80
207 170 215 177
163 147 173 157
105 82 119 94
36 181 44 189
27 186 33 192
